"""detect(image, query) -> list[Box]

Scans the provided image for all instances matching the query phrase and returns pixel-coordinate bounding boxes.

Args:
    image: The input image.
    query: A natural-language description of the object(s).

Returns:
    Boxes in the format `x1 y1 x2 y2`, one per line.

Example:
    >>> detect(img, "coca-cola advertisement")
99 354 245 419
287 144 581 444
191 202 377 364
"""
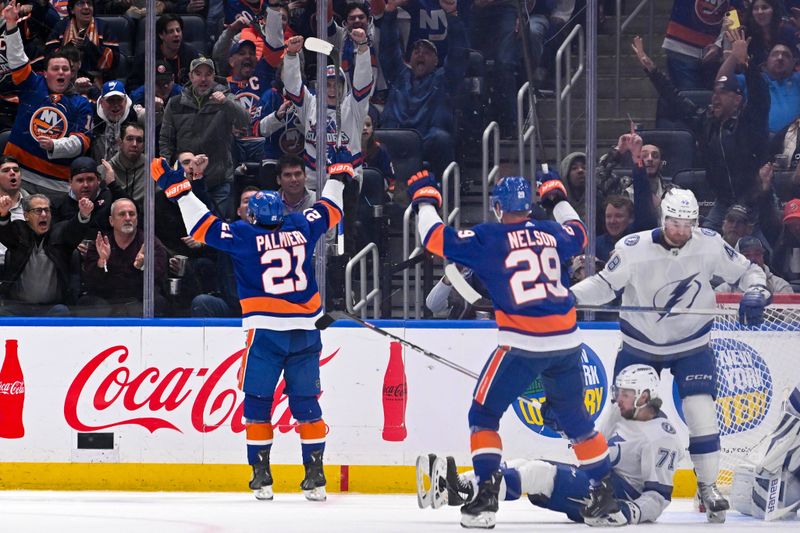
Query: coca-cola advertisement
0 339 25 439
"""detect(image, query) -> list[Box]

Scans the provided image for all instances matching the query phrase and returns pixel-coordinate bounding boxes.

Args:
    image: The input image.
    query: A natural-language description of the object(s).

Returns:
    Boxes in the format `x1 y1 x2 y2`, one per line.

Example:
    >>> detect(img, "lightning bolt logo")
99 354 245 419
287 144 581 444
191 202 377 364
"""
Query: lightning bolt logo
657 273 700 321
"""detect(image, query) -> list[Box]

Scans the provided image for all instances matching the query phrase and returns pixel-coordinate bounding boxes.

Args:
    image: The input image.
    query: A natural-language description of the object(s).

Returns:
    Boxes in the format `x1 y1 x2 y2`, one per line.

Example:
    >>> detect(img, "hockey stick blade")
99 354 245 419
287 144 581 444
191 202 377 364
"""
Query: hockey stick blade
445 264 482 305
304 37 335 56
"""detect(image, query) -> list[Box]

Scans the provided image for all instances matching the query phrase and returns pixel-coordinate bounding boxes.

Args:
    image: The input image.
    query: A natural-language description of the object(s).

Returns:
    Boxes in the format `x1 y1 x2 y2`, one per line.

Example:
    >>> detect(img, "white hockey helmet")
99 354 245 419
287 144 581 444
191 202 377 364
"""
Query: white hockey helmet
614 364 661 414
661 188 699 226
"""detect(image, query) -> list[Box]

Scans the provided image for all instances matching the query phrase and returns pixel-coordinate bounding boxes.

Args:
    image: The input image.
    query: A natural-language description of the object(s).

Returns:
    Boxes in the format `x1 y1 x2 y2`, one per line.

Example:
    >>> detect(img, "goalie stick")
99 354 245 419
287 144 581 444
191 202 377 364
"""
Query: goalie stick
444 264 737 317
315 310 541 408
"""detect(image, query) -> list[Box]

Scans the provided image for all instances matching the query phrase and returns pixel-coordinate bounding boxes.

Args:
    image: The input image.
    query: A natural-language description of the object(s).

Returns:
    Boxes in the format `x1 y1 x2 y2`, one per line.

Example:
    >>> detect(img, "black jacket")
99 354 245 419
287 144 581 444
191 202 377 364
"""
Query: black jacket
0 216 88 302
647 64 770 205
51 185 128 239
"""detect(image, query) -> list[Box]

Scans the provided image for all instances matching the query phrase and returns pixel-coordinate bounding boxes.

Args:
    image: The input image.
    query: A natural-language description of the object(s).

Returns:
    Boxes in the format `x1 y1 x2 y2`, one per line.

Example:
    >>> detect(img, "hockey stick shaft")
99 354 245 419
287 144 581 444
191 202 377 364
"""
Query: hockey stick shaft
446 264 737 316
318 311 541 408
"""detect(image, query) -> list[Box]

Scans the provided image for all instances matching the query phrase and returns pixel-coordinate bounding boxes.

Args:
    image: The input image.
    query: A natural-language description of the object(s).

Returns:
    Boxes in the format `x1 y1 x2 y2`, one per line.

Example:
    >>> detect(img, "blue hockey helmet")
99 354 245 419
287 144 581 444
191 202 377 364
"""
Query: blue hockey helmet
247 191 284 226
490 176 532 220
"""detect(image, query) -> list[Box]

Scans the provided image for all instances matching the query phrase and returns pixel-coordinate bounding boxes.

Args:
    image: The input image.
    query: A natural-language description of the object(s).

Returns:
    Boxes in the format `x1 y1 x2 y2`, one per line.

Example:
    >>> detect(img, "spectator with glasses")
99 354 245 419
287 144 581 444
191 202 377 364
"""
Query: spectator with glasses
0 192 93 316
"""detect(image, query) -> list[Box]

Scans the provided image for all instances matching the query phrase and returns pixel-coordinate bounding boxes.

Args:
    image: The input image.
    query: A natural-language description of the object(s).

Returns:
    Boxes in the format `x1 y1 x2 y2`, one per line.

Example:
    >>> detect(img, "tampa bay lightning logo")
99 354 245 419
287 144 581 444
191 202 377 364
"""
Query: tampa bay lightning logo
653 272 702 321
624 235 640 246
661 421 676 434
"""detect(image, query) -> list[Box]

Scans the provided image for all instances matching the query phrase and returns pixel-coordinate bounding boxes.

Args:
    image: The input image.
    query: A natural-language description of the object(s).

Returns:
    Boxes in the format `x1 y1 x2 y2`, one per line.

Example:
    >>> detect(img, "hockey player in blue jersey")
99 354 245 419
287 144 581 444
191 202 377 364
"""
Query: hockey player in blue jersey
152 148 353 502
420 365 682 525
408 171 624 528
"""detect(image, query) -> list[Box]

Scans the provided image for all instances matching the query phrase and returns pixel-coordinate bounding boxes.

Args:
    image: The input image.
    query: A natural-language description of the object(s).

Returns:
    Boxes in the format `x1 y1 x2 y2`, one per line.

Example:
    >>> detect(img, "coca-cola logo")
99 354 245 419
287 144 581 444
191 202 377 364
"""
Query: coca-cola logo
0 380 24 395
63 345 339 434
382 383 407 398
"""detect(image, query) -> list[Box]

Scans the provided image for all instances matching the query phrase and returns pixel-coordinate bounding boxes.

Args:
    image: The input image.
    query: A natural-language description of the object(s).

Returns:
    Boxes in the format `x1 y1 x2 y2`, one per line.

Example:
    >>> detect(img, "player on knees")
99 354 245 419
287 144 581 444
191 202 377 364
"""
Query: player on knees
408 170 624 528
151 148 355 501
732 383 800 520
571 184 770 523
420 365 681 525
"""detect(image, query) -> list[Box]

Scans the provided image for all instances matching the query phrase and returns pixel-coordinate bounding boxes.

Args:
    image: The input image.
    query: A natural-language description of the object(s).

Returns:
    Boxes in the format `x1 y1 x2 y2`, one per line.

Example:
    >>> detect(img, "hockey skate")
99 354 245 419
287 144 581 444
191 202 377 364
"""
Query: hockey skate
460 470 501 529
300 450 327 502
415 453 439 508
445 456 475 507
697 482 729 523
580 476 627 527
249 449 273 500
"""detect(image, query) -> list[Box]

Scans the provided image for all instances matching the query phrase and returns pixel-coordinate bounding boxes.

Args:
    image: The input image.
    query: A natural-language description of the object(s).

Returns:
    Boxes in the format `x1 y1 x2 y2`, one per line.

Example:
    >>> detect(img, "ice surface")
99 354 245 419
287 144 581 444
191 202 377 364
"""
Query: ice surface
0 492 795 532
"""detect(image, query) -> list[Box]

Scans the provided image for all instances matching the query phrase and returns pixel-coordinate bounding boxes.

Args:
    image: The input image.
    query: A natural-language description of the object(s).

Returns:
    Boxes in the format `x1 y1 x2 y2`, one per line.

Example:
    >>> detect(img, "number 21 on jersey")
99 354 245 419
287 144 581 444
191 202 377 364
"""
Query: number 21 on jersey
506 247 568 305
261 245 307 295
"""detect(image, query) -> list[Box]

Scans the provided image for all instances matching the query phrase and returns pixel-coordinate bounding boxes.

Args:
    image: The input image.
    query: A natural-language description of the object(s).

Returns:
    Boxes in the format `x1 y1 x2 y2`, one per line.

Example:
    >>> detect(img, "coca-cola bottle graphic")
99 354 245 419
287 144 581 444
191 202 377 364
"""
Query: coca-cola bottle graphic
382 341 407 441
0 339 25 439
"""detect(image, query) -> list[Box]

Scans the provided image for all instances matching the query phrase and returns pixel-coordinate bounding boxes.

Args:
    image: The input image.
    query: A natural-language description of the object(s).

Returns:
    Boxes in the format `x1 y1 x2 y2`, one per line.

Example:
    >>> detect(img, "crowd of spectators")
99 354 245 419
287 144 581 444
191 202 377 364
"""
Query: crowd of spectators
3 0 800 319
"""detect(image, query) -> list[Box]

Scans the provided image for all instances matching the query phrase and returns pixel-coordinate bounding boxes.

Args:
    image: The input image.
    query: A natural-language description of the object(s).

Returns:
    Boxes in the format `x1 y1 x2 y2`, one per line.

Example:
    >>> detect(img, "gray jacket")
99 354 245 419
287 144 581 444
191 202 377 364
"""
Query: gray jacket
159 82 250 190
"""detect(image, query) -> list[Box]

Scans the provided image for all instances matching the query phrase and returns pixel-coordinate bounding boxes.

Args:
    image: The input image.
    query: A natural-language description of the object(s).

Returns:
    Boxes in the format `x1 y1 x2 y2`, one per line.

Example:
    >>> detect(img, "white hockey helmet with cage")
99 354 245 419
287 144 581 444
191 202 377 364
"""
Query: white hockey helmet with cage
613 364 661 413
661 188 699 226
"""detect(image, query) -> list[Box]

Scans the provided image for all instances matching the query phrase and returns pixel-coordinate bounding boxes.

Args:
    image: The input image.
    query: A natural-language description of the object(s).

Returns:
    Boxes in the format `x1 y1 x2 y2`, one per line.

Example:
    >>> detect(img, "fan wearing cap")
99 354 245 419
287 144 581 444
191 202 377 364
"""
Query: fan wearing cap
50 155 122 236
91 80 136 163
1 1 93 197
379 0 468 178
771 198 800 285
224 39 268 165
716 236 793 294
130 60 182 127
160 56 250 218
721 204 753 248
45 0 120 77
633 31 770 234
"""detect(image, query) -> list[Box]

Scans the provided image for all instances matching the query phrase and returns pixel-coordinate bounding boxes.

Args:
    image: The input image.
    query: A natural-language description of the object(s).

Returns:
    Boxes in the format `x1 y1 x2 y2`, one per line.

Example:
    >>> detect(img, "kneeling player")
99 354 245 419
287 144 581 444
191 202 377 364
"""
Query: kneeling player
732 384 800 520
418 365 681 525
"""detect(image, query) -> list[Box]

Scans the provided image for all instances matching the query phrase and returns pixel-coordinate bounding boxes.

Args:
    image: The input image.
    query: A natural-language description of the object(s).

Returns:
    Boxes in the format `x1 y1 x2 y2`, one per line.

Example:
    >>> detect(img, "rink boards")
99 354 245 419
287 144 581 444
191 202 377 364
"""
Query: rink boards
0 318 794 496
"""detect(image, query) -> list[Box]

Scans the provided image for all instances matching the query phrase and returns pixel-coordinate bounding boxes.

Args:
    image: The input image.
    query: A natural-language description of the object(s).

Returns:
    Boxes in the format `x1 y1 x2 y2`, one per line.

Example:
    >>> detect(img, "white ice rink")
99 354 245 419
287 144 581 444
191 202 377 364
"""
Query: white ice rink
0 492 796 533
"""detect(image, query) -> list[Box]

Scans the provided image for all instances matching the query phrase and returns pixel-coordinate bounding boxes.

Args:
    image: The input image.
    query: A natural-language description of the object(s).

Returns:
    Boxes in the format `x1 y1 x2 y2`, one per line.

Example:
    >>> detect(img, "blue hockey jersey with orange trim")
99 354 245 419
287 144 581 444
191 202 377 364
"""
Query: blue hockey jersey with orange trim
178 181 343 330
420 209 587 353
3 62 92 182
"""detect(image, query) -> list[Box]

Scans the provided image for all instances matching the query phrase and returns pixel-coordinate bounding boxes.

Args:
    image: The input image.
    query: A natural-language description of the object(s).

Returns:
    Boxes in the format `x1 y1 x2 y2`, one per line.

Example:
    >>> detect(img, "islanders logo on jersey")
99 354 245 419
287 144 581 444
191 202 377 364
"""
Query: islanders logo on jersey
29 106 68 140
279 126 304 155
234 91 262 120
513 344 607 437
672 338 772 435
695 1 727 26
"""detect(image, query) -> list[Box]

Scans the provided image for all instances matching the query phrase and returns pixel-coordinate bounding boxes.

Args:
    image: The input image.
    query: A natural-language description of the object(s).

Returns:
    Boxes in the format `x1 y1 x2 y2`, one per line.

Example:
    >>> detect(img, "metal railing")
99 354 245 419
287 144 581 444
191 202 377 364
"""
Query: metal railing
345 242 381 320
516 82 536 180
555 24 585 166
615 0 655 114
481 121 500 222
442 161 461 229
402 205 424 319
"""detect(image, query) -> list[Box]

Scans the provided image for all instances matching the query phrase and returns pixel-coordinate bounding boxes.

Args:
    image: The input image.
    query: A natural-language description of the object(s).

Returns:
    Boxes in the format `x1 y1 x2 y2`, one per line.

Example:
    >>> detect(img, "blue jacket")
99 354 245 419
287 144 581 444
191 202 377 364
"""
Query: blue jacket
379 10 468 136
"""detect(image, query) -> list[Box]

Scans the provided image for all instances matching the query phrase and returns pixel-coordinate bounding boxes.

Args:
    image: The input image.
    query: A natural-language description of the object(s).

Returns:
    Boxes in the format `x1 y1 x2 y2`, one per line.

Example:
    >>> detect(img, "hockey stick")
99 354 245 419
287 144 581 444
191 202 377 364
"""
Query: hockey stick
445 263 737 317
316 310 542 408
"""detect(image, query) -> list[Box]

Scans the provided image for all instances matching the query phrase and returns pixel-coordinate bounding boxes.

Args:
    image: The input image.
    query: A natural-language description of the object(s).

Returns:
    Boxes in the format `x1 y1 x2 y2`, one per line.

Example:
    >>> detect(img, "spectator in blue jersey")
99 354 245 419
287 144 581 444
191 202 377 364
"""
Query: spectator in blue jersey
325 1 379 88
253 91 304 165
379 0 468 179
633 33 770 233
45 0 120 79
225 39 269 165
131 60 182 148
129 14 201 89
79 198 168 316
160 56 251 219
0 192 93 316
2 1 93 198
91 80 137 162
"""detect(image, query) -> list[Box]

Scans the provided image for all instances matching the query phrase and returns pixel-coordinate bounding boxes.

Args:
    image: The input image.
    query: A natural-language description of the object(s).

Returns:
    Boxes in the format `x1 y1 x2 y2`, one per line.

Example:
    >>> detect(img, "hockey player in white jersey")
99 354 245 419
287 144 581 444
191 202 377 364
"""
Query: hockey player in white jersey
732 384 800 520
571 188 770 523
281 32 373 186
418 365 682 525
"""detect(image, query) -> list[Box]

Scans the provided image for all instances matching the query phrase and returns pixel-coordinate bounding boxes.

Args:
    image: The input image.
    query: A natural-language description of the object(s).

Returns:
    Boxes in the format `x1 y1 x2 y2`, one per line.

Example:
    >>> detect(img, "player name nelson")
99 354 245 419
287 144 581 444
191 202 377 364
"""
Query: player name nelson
256 230 309 251
507 228 557 249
